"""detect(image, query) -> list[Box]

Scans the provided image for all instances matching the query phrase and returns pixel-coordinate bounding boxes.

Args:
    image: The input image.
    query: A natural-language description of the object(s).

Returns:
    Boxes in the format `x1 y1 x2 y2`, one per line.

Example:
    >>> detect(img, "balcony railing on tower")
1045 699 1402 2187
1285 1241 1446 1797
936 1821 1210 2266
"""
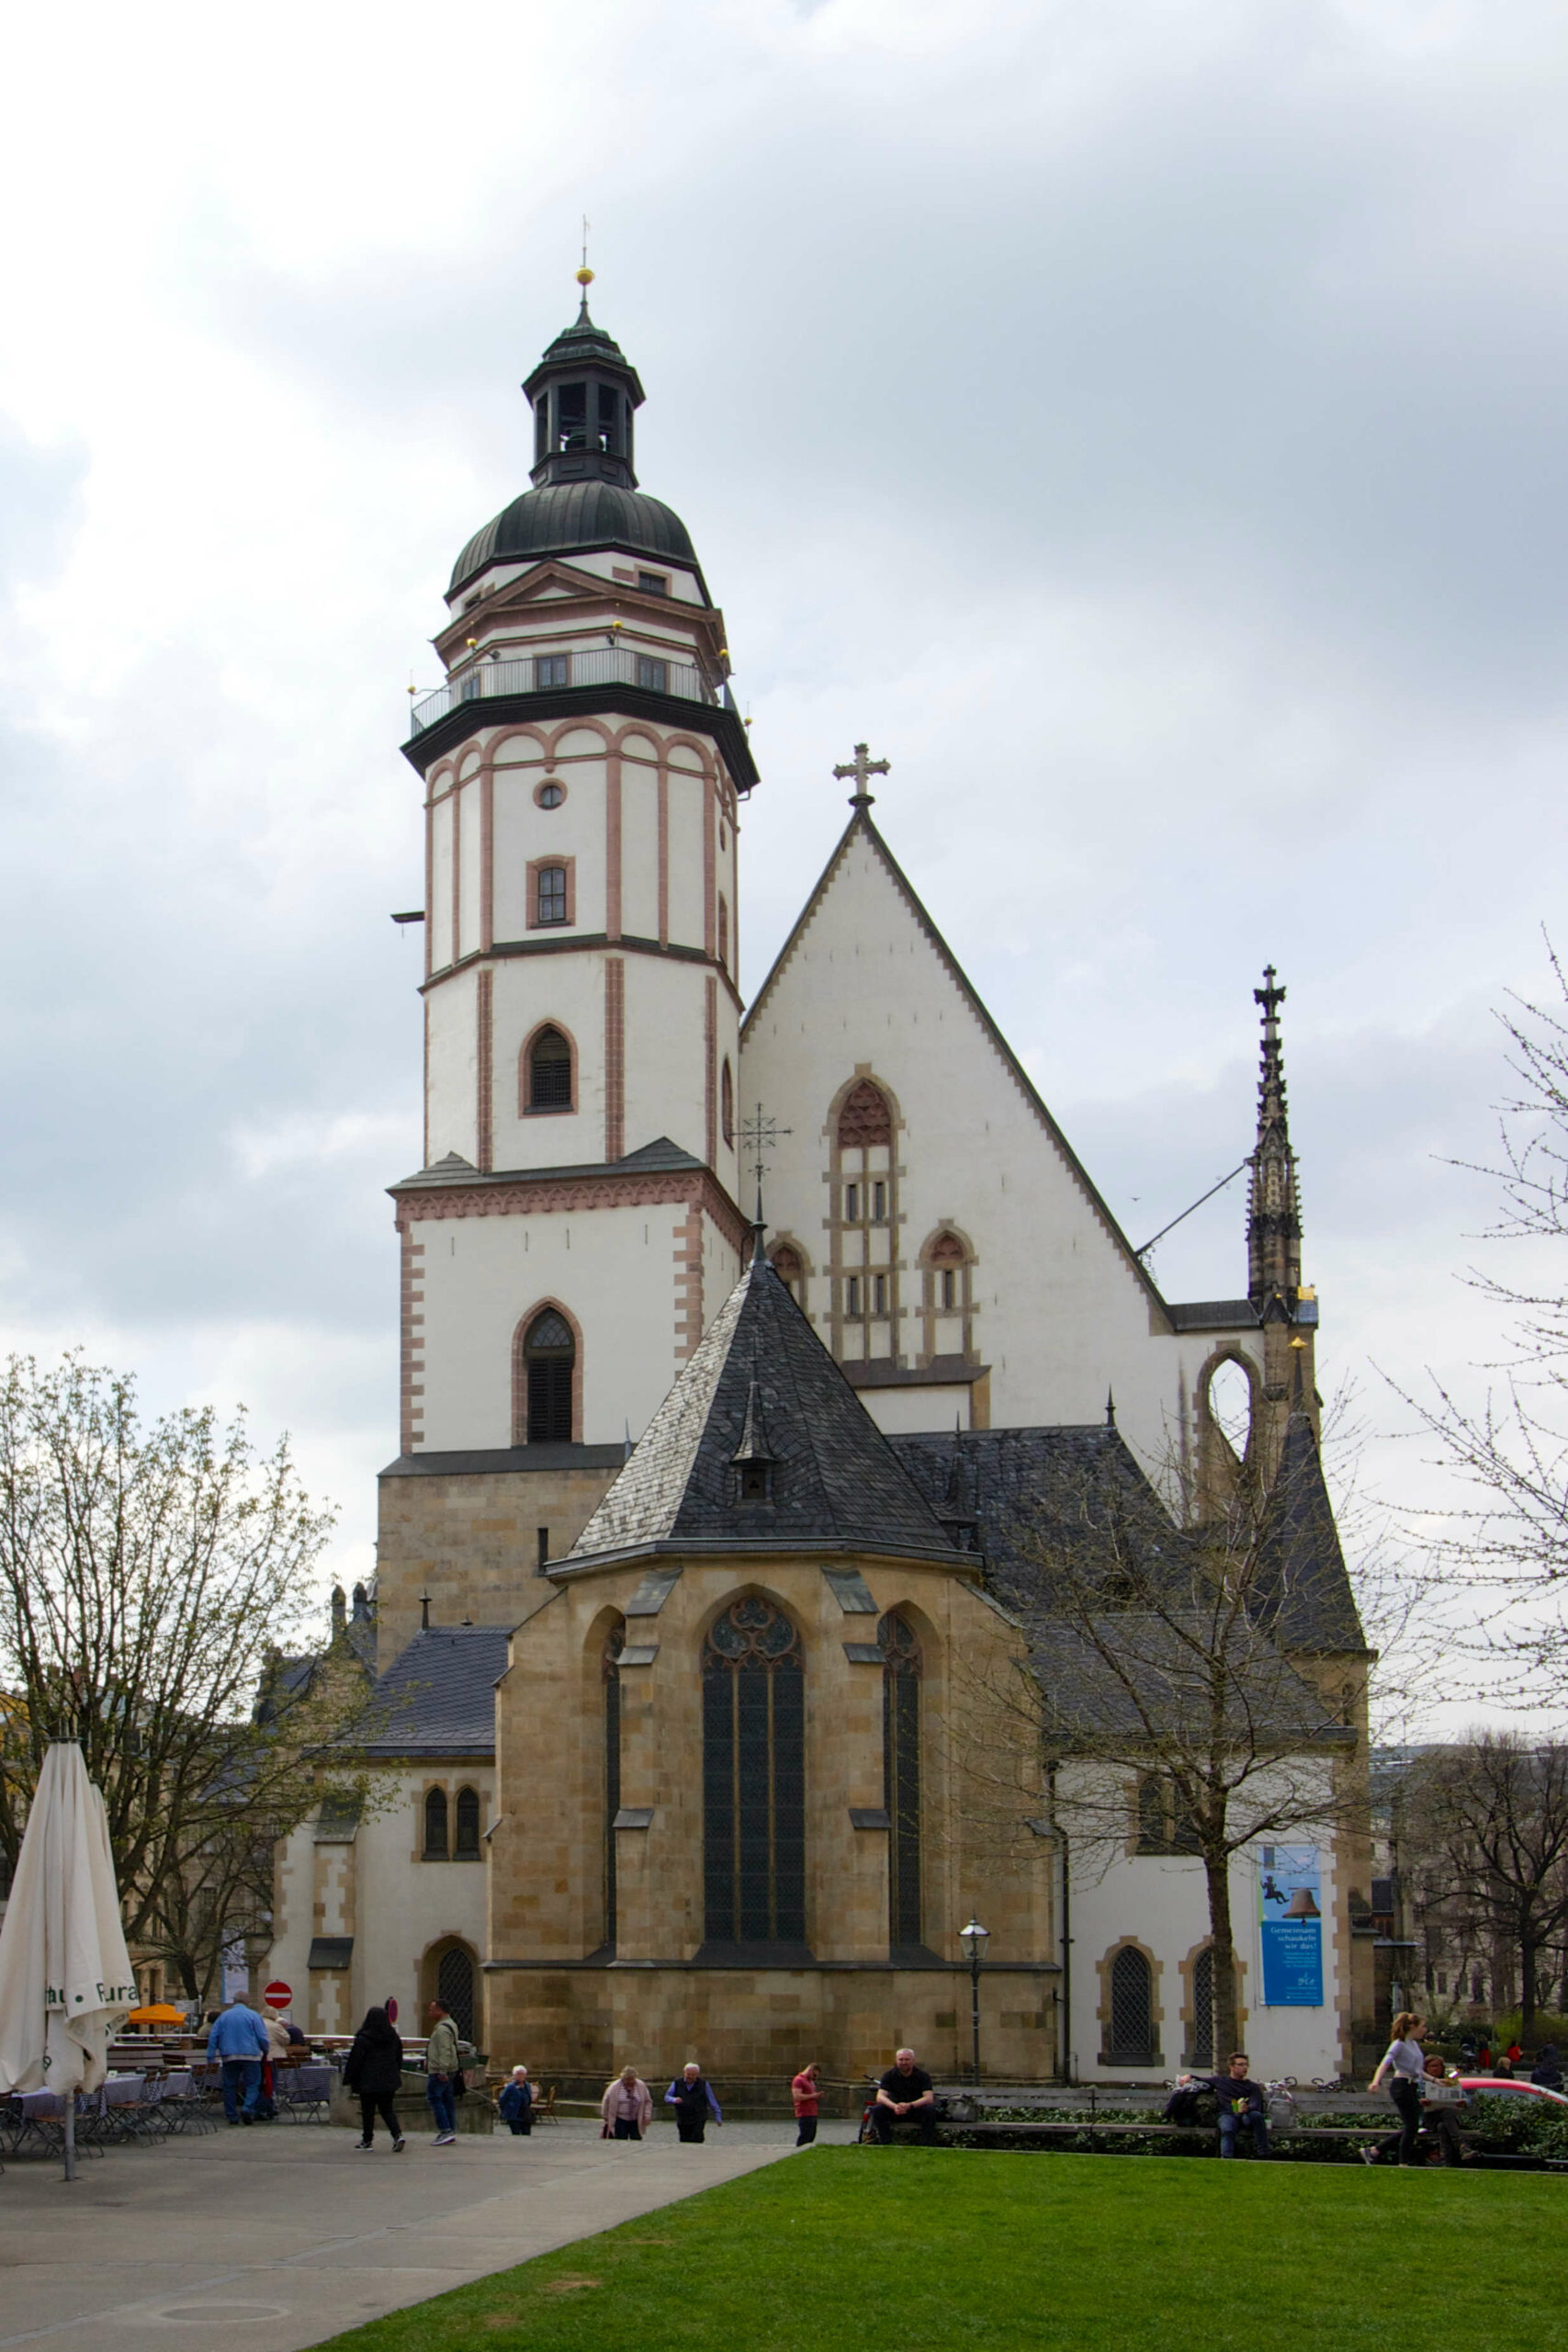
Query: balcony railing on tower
409 644 724 735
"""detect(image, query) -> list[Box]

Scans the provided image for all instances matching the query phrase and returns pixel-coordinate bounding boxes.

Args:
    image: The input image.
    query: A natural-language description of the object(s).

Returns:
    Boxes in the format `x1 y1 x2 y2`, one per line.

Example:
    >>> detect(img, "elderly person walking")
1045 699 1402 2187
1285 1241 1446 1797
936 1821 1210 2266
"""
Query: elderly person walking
206 1995 271 2127
664 2062 723 2143
600 2064 654 2141
499 2065 534 2136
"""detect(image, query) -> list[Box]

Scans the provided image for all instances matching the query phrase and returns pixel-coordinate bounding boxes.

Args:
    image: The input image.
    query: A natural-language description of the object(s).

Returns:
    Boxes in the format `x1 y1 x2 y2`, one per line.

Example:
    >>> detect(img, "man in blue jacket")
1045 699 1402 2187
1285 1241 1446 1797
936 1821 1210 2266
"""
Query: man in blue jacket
207 1997 271 2125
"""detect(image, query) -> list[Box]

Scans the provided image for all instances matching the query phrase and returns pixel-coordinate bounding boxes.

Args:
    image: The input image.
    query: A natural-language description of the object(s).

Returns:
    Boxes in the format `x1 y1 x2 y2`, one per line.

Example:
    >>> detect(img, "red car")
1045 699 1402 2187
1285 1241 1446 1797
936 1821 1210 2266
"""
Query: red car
1456 2077 1568 2108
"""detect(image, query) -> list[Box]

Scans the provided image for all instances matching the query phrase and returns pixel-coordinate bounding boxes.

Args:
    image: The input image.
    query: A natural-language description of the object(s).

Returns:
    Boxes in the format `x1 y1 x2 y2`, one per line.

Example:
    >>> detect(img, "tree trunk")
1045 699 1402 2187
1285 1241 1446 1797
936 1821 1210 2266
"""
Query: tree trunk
1205 1850 1239 2061
1519 1928 1539 2039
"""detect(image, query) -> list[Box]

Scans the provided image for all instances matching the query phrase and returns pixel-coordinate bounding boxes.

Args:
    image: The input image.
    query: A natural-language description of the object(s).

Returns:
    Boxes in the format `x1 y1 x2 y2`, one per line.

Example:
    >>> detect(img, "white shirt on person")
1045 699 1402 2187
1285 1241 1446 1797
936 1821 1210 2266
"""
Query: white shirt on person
1383 2038 1426 2081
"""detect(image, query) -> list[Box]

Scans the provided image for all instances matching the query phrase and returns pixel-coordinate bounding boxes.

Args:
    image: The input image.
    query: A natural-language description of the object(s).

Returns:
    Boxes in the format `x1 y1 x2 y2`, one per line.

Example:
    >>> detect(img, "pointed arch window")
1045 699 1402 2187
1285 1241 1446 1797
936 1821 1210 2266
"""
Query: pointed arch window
880 1611 922 1952
721 1058 735 1148
528 1025 573 1112
454 1785 481 1860
423 1786 448 1860
702 1596 805 1950
520 1308 575 1444
434 1943 476 2041
603 1621 625 1951
837 1080 892 1148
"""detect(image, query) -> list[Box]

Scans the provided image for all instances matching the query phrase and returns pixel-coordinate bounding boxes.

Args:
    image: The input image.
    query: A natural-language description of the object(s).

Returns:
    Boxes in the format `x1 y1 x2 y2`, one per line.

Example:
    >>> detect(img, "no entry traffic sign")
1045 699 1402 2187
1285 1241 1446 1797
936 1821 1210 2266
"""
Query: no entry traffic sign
263 1980 292 2010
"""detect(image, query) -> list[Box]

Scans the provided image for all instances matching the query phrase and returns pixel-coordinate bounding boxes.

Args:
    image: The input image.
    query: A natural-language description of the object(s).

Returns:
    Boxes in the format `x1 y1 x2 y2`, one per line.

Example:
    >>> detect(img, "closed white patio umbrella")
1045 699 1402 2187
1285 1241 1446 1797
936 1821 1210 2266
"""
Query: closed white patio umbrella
0 1741 138 2178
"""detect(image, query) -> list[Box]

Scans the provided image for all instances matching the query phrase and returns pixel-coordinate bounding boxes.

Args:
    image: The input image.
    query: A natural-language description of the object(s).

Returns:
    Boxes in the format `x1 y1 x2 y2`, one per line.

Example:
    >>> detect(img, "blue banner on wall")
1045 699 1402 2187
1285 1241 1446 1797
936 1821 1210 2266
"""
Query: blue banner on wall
1258 1846 1323 2006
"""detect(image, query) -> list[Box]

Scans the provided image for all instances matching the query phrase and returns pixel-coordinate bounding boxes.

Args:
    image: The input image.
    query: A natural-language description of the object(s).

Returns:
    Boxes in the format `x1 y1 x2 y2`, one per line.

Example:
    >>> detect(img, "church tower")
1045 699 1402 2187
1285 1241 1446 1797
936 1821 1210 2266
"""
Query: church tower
378 278 757 1657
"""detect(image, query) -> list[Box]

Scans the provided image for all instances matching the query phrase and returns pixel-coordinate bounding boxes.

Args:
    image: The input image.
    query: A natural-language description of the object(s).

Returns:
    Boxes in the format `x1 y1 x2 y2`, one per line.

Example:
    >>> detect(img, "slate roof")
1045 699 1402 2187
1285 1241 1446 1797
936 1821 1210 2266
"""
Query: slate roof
561 1250 965 1569
450 483 700 600
1024 1612 1351 1747
355 1625 513 1758
391 1136 704 1196
1253 1406 1370 1655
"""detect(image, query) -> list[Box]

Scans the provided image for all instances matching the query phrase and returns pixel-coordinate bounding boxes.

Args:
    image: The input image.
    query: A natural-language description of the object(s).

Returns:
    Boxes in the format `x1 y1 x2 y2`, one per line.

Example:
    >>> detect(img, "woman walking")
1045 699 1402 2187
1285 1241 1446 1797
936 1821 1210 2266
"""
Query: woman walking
1369 2010 1428 2166
344 2006 406 2153
499 2065 534 2136
600 2064 654 2141
791 2062 822 2147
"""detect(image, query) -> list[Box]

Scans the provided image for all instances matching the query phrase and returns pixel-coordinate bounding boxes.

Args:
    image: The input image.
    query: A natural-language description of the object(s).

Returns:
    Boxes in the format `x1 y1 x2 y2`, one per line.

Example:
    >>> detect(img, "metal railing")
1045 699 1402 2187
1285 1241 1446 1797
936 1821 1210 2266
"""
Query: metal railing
410 644 719 734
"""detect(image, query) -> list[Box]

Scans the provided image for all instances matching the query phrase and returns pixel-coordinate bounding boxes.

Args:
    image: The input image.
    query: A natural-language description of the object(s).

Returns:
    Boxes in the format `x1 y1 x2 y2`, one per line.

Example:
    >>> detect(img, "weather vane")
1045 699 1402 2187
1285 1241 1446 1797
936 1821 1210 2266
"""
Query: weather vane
832 741 889 808
739 1102 792 1230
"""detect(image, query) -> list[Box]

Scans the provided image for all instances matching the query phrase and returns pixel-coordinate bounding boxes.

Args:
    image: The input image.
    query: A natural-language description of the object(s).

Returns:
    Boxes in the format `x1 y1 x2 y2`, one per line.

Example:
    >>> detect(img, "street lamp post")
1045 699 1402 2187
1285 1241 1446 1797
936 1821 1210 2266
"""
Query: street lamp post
959 1917 989 2085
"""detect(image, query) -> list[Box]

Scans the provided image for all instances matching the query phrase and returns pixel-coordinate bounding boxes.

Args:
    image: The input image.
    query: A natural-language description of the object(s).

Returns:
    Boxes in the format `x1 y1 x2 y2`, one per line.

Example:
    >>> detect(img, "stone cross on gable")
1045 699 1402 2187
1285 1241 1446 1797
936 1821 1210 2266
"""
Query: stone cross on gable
739 1101 793 1233
832 741 890 807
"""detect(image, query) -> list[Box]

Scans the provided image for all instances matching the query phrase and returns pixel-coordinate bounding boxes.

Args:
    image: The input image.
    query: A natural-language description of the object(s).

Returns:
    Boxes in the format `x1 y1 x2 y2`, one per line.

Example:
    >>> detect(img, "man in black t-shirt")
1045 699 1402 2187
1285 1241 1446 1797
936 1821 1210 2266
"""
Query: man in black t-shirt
871 2048 939 2143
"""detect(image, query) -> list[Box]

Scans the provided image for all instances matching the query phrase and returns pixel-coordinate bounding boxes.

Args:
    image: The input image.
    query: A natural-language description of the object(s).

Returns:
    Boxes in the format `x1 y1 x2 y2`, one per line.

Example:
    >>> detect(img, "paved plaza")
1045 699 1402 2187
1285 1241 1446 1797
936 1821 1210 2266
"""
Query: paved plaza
0 2115 853 2351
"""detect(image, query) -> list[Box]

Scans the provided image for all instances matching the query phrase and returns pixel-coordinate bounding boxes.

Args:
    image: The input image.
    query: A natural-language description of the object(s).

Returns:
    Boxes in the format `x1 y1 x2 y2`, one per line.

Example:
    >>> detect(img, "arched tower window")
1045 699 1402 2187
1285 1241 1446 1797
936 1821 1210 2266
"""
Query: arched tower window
879 1611 922 1952
423 1786 448 1860
702 1596 806 1950
603 1620 625 1951
721 1059 735 1148
829 1078 898 1366
527 1024 573 1111
1109 1946 1154 2064
518 1307 575 1444
454 1785 480 1860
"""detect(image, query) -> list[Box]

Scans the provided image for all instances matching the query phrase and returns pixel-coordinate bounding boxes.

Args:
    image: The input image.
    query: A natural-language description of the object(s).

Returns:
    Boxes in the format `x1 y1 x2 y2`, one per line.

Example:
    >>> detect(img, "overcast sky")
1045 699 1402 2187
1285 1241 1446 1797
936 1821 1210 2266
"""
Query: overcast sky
3 0 1565 1718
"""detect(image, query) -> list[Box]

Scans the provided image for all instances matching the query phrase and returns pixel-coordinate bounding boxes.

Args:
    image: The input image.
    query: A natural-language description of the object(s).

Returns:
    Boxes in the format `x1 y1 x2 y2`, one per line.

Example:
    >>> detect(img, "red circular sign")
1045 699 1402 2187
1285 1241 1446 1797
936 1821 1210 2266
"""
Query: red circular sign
385 1996 399 2024
263 1980 292 2010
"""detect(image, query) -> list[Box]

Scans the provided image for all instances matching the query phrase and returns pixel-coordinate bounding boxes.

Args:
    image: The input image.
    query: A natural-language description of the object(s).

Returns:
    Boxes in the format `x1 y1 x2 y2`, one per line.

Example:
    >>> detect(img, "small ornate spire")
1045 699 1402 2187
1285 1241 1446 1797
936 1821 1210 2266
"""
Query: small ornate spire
1247 965 1302 1306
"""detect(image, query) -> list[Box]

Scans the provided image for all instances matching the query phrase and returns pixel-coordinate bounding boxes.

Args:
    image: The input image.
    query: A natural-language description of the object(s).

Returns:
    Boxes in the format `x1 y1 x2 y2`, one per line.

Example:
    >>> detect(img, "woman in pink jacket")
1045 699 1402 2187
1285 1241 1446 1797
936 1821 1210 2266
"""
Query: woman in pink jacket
600 2065 654 2140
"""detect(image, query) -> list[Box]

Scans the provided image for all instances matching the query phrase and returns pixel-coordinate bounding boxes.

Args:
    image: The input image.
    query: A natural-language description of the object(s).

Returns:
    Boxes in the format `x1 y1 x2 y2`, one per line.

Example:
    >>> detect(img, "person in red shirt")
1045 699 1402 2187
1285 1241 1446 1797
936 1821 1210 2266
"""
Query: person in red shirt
792 2061 822 2147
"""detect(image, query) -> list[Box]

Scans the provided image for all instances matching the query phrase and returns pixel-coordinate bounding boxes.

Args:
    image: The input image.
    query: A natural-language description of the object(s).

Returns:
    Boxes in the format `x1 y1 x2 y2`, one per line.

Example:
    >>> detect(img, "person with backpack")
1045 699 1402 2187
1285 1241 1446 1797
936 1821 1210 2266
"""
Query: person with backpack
344 2007 406 2152
425 1999 462 2146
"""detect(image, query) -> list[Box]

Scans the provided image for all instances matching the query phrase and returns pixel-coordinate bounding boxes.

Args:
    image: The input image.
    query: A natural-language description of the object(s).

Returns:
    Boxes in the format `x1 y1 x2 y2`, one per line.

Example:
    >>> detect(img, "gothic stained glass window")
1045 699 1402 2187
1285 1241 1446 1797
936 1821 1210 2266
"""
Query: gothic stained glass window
454 1785 480 1859
423 1786 448 1860
528 1025 572 1109
880 1611 922 1951
603 1622 624 1949
1192 1946 1214 2068
1109 1946 1154 2062
523 1308 574 1443
702 1596 805 1948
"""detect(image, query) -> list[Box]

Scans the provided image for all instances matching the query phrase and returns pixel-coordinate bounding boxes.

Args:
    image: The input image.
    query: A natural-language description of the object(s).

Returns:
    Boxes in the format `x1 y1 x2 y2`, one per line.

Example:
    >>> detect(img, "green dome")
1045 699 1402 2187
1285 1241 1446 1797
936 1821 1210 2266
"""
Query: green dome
449 480 700 599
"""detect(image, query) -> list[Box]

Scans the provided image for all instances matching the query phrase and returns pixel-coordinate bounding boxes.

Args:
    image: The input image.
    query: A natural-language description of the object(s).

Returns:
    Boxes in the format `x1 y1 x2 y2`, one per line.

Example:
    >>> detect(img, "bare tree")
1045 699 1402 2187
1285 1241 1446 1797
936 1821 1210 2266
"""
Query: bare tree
954 1416 1369 2064
1403 944 1568 1700
1400 1736 1568 2038
0 1353 382 2001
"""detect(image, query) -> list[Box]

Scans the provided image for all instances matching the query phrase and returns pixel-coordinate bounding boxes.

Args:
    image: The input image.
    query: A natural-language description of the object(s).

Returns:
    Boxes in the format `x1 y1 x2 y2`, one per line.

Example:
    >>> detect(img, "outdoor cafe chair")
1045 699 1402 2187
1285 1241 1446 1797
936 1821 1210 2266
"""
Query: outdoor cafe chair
276 2063 333 2124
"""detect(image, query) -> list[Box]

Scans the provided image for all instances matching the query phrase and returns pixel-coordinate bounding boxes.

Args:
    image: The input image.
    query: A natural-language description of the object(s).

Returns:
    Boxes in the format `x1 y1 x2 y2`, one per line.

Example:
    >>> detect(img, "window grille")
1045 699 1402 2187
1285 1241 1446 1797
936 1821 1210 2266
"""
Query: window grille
524 1307 575 1443
604 1623 624 1948
529 1026 572 1110
1192 1947 1214 2067
637 655 668 693
423 1786 448 1860
880 1612 922 1951
435 1945 476 2041
454 1785 480 1859
702 1596 805 1946
637 570 668 594
536 653 568 688
1109 1946 1153 2062
536 864 568 925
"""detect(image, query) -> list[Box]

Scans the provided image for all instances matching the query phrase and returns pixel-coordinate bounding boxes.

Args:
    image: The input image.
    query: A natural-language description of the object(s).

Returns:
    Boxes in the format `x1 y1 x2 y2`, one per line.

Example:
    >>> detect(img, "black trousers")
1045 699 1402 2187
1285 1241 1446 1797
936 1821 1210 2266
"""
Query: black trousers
507 2118 533 2135
795 2116 818 2146
359 2092 400 2142
675 2115 706 2143
872 2107 939 2144
612 2117 641 2140
1390 2078 1424 2165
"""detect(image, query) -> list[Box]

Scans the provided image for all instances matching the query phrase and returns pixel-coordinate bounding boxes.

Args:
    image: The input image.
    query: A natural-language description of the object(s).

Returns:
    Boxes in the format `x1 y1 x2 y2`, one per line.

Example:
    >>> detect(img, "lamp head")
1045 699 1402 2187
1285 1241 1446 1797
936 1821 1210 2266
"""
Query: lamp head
958 1917 990 1962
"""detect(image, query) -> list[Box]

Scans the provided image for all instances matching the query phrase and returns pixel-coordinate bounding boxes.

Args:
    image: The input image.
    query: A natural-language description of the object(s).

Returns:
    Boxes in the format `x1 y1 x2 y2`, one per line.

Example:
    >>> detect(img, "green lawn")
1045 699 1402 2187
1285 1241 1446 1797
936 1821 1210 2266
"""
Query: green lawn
313 2148 1567 2352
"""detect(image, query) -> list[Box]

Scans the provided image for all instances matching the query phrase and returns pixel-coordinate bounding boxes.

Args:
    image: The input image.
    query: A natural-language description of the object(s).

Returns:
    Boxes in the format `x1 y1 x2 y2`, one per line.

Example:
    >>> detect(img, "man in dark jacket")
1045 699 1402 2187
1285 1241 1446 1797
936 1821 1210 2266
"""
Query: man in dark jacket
872 2049 939 2143
664 2063 723 2143
1208 2052 1270 2158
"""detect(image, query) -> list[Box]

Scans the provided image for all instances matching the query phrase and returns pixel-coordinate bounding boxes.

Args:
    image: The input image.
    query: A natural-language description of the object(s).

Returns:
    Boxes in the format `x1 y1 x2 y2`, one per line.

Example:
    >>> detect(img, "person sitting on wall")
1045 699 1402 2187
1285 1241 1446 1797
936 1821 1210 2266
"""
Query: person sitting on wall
1207 2052 1270 2159
871 2049 940 2144
1417 2052 1468 2166
664 2062 723 2143
498 2065 534 2136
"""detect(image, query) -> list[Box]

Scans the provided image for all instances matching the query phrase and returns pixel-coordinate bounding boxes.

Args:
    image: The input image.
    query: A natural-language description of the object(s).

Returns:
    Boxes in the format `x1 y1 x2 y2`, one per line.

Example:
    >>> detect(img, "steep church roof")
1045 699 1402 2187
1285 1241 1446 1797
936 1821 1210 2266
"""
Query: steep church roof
1252 1403 1369 1656
559 1248 966 1570
355 1624 513 1758
742 802 1170 1319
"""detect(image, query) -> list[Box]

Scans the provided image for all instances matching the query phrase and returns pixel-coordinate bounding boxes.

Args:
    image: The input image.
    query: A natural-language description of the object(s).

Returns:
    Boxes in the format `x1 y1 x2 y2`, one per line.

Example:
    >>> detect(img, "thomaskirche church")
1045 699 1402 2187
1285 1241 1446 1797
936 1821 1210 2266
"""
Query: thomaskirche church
265 277 1375 2086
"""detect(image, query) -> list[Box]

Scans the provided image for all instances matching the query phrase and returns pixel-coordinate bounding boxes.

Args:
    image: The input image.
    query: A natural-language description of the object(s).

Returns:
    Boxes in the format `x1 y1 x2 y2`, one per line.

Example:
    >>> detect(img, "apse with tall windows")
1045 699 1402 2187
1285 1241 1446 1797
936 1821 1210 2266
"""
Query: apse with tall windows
880 1611 923 1956
515 1307 576 1444
701 1596 806 1954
